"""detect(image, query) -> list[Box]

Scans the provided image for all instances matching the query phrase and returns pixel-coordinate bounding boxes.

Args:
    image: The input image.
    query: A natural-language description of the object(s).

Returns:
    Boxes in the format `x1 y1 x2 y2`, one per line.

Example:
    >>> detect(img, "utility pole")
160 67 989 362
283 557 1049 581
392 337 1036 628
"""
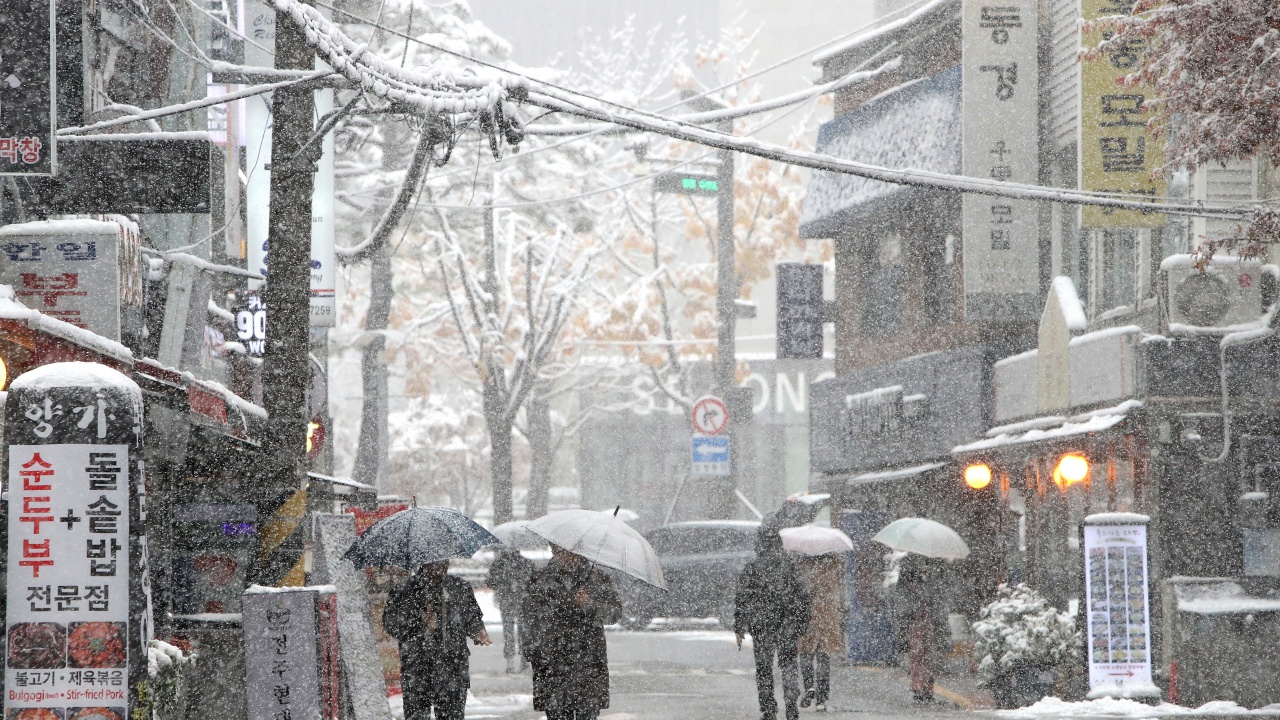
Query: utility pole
256 0 316 580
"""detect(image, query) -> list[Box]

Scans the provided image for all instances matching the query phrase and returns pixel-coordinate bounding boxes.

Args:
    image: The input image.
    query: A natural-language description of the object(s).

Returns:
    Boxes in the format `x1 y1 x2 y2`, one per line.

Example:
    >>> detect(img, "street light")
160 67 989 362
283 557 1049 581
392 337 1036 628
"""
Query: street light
1054 454 1090 487
964 463 992 490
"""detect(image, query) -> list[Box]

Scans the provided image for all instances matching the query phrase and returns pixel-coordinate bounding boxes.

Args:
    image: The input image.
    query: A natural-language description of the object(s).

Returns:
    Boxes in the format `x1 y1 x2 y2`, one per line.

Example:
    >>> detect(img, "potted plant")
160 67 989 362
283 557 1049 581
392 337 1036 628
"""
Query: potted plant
973 583 1082 709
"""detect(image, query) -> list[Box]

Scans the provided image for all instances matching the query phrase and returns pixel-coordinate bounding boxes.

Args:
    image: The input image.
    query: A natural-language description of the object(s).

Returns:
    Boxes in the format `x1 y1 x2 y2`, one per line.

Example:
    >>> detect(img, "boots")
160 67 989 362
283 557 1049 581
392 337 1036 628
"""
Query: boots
505 657 519 674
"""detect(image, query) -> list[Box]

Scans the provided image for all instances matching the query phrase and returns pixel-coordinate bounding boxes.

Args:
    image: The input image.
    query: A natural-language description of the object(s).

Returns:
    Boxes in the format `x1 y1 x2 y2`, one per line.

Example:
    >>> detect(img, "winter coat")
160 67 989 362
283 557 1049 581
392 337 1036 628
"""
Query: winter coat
734 544 812 642
520 561 623 713
487 550 535 615
383 573 485 700
797 554 845 655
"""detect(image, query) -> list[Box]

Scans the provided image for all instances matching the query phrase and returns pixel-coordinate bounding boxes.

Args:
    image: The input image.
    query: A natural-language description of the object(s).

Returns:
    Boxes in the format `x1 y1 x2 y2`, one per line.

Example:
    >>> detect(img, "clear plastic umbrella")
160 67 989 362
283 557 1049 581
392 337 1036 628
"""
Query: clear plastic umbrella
780 525 854 556
872 517 970 560
490 520 547 549
527 508 666 589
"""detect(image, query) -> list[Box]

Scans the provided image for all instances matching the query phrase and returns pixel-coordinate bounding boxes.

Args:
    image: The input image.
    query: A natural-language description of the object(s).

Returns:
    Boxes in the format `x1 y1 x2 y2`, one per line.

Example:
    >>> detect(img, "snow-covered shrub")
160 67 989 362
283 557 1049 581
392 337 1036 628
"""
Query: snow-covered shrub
973 583 1081 675
147 639 196 716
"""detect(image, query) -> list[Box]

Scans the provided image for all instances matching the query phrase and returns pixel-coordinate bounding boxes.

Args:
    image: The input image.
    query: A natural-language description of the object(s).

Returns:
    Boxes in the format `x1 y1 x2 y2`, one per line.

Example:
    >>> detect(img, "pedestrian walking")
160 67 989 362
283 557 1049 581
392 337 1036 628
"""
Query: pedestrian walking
487 547 535 674
520 543 624 720
796 554 845 713
734 529 812 720
384 560 493 720
896 554 945 703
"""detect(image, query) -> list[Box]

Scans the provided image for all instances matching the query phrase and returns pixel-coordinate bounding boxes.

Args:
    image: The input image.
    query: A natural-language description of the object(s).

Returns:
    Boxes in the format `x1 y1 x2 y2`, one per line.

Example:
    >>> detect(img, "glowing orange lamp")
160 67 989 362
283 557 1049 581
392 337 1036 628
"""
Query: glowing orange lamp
1054 454 1089 487
964 463 992 490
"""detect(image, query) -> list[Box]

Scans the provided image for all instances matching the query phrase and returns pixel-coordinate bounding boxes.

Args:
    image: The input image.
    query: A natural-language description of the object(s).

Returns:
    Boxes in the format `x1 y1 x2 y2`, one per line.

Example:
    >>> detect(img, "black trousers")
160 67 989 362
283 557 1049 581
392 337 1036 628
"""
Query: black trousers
752 635 801 717
545 710 599 720
799 652 831 704
402 664 467 720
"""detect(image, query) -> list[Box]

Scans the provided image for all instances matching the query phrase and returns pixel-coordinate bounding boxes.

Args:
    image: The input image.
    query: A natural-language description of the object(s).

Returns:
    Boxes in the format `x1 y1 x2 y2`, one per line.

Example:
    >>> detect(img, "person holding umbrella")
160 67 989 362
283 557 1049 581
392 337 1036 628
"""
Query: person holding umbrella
521 508 665 720
488 544 535 674
344 507 500 720
779 526 853 713
735 528 811 720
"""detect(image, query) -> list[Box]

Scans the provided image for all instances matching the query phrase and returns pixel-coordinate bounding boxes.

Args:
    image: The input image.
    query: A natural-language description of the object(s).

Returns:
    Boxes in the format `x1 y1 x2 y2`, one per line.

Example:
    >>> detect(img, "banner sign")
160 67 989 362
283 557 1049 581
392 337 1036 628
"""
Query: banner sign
4 363 146 720
243 588 326 720
1083 514 1157 698
0 0 56 176
1079 0 1165 227
962 0 1040 323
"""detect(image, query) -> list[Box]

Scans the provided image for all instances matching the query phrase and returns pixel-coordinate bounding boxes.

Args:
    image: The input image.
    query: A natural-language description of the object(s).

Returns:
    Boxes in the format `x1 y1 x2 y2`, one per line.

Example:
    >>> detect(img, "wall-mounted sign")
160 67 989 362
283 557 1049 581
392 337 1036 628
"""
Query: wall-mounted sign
1083 514 1158 699
1079 0 1165 228
961 0 1040 323
777 263 827 359
236 294 267 356
0 0 56 176
244 587 326 720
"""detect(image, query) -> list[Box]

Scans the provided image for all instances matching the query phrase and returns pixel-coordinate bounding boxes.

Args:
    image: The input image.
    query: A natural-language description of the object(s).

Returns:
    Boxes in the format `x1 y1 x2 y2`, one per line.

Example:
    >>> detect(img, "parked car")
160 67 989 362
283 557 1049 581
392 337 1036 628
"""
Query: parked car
620 520 761 629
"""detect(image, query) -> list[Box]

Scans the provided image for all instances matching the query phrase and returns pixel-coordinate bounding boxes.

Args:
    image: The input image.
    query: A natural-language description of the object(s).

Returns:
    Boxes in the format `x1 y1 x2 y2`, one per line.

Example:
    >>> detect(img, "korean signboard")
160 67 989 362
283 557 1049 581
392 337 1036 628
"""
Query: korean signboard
0 218 143 342
244 587 335 720
1083 515 1158 698
1080 0 1165 227
776 263 826 359
0 0 56 176
961 0 1040 323
4 363 146 720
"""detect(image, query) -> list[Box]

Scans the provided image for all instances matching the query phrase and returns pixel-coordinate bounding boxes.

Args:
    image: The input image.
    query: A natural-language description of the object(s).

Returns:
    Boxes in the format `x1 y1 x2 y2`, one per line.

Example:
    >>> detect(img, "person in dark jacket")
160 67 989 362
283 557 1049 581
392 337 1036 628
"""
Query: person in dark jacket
487 547 535 673
384 561 492 720
896 554 945 703
520 544 623 720
735 529 812 720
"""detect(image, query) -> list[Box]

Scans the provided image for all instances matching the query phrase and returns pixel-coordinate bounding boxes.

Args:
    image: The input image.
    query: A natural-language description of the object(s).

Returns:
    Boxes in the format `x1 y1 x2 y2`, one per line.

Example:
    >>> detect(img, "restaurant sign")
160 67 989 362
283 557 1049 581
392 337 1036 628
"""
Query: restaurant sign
1083 513 1158 699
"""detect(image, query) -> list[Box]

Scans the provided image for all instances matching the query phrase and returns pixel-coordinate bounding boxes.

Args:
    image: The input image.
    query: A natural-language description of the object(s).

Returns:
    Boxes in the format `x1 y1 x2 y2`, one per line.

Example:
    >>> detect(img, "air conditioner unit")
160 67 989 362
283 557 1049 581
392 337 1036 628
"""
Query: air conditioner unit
1162 256 1269 332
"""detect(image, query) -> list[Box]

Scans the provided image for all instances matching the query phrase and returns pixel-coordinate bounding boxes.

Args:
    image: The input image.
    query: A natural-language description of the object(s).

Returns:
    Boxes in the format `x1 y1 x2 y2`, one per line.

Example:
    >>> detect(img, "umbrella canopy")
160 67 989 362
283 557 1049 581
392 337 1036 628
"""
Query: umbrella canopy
780 525 854 556
764 493 831 530
527 509 666 590
343 507 499 569
491 520 546 550
872 518 970 560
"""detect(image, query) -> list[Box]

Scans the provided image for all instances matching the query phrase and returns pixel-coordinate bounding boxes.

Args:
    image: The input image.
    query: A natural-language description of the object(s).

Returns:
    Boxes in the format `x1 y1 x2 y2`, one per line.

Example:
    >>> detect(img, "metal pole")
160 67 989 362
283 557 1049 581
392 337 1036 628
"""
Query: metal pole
714 119 740 519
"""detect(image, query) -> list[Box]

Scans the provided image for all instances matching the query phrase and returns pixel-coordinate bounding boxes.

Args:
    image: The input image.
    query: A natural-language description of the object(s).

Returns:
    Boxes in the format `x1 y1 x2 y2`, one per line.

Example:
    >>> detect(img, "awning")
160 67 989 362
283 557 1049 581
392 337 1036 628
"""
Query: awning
820 461 946 492
308 472 376 494
799 65 961 238
952 401 1141 455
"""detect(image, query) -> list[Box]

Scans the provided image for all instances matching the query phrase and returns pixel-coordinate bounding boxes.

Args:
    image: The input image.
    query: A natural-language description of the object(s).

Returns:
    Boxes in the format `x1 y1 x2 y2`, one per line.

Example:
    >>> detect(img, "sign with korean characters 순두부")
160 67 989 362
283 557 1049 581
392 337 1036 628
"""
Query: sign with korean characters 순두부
961 0 1040 323
4 363 147 720
1083 514 1158 699
1080 0 1165 228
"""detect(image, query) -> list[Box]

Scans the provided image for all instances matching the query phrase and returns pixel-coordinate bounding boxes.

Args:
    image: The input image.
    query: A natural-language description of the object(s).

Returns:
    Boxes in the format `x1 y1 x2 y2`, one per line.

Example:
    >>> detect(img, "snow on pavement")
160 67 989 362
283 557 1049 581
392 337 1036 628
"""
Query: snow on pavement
1000 697 1280 718
388 692 532 719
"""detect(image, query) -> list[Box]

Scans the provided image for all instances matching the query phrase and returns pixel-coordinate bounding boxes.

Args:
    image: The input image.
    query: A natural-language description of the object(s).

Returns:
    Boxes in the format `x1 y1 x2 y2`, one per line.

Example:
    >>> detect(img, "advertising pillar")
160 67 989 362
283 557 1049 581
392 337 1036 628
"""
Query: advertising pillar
4 362 148 720
1083 512 1159 699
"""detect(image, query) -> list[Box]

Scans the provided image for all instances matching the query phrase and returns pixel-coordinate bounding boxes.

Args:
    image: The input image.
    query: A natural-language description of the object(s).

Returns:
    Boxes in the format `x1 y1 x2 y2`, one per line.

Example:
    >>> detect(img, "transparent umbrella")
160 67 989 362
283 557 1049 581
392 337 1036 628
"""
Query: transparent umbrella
872 517 970 560
527 508 666 589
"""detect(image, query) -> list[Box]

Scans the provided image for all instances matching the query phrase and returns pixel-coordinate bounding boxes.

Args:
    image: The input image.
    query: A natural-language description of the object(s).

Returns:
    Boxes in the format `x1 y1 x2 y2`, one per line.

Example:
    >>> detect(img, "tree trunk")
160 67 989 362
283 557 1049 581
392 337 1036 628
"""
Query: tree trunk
526 391 553 518
486 380 515 524
352 240 391 491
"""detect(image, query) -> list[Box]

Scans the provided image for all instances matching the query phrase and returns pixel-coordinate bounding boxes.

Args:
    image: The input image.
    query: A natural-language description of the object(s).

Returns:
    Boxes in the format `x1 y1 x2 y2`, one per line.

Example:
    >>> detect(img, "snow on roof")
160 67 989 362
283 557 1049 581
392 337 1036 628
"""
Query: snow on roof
813 0 956 65
62 131 210 143
1084 512 1151 524
0 218 122 236
10 361 141 399
0 285 133 363
309 472 376 492
1173 580 1280 616
245 583 339 595
799 66 961 237
1049 276 1088 332
847 461 946 486
954 411 1129 454
1068 324 1143 347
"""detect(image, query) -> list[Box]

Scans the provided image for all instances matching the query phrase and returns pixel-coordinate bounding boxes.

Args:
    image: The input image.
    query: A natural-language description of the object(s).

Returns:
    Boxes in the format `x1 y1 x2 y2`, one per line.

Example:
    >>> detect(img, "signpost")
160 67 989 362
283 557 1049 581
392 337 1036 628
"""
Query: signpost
653 172 720 196
1083 513 1158 699
691 435 730 476
0 0 56 176
4 362 146 720
691 395 729 436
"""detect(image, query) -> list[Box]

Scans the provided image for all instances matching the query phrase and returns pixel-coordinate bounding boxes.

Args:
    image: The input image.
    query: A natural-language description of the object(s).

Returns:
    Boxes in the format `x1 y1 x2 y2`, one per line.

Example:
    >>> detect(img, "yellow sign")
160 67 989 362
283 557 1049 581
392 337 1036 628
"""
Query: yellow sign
1079 0 1165 227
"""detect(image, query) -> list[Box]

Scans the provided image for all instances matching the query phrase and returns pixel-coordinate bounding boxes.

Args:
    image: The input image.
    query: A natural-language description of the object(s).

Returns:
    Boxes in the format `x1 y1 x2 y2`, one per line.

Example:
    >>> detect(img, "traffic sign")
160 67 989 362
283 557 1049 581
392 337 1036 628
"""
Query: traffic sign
0 0 56 176
691 435 730 476
691 395 729 435
654 171 720 196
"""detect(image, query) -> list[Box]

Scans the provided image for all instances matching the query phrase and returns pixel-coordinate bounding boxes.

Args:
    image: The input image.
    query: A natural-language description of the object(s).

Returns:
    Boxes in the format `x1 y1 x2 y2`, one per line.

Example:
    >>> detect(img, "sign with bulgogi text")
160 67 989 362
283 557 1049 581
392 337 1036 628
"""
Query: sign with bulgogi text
4 364 145 720
1083 516 1157 698
961 0 1040 323
0 0 56 176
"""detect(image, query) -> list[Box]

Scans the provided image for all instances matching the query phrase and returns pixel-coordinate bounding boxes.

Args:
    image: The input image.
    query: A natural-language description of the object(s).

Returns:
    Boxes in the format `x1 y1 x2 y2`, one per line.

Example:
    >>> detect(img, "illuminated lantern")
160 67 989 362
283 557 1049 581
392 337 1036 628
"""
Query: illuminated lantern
0 355 8 390
1054 454 1090 486
964 463 992 490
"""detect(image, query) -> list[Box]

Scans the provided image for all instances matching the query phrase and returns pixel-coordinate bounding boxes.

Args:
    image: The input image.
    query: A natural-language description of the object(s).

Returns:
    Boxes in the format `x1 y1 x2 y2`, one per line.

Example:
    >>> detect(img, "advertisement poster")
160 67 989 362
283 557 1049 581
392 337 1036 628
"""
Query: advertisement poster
1083 517 1157 698
244 589 323 720
1079 0 1165 227
961 0 1040 323
5 444 131 720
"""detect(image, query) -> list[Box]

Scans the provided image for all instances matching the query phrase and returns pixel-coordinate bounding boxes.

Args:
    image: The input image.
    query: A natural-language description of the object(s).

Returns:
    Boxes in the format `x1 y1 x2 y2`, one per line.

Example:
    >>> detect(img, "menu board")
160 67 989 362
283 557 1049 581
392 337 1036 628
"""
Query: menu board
1083 519 1155 697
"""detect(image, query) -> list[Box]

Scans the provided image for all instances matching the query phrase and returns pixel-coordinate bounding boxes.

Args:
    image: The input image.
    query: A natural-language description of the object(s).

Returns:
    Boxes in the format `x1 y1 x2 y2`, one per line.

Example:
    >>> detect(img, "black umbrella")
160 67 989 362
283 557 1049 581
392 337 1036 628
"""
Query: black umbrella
343 507 499 569
763 493 831 530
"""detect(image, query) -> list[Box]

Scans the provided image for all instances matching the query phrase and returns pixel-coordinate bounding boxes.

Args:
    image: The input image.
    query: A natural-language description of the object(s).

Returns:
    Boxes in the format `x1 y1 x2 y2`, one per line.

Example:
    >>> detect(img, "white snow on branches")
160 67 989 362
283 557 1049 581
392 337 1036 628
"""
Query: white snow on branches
973 583 1083 674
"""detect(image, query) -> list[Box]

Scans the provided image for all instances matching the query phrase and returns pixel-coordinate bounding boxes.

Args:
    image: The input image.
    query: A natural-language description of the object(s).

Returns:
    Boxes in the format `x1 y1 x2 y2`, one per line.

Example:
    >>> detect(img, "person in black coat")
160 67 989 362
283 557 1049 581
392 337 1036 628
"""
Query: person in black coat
384 560 492 720
734 529 812 720
520 544 623 720
487 547 535 673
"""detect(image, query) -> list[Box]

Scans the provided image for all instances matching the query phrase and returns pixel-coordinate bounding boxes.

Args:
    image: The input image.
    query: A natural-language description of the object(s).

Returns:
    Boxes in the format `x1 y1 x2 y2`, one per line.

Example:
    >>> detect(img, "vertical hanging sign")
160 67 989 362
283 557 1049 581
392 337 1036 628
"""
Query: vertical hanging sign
962 0 1039 323
1079 0 1165 228
4 363 147 720
0 0 56 176
1082 513 1158 699
243 587 325 720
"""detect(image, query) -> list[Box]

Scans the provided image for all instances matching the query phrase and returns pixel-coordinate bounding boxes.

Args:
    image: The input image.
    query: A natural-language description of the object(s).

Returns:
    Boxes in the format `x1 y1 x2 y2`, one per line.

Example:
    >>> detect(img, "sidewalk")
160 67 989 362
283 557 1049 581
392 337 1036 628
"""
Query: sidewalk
828 651 996 716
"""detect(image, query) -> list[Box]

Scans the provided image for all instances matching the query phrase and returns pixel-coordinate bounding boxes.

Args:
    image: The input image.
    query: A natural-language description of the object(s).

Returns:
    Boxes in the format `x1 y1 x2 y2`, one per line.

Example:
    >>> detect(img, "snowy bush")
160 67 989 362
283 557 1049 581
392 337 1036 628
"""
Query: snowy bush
147 639 196 717
973 583 1081 675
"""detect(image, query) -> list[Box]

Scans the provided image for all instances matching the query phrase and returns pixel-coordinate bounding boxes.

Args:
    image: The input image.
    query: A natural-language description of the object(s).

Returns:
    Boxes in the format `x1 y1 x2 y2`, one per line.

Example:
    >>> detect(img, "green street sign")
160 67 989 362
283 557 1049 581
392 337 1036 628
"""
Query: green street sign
654 172 720 195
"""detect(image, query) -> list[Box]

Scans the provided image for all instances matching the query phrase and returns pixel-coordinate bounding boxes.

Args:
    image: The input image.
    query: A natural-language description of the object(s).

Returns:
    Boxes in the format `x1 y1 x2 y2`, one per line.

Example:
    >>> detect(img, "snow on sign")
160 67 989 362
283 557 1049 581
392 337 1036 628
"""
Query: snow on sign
0 0 57 176
1083 513 1158 699
691 435 730 476
691 395 729 436
4 363 146 720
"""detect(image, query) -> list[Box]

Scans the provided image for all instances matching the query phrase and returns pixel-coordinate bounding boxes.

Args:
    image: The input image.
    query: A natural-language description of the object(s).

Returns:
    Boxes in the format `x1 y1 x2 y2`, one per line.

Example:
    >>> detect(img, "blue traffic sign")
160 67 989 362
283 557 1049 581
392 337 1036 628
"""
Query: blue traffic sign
691 435 730 476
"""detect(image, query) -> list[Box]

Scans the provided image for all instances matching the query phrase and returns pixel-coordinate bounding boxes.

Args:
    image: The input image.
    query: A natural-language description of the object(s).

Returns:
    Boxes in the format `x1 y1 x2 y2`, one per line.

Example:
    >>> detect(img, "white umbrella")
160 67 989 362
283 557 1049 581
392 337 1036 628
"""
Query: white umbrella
490 520 546 550
527 509 667 589
780 526 854 556
872 518 970 560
